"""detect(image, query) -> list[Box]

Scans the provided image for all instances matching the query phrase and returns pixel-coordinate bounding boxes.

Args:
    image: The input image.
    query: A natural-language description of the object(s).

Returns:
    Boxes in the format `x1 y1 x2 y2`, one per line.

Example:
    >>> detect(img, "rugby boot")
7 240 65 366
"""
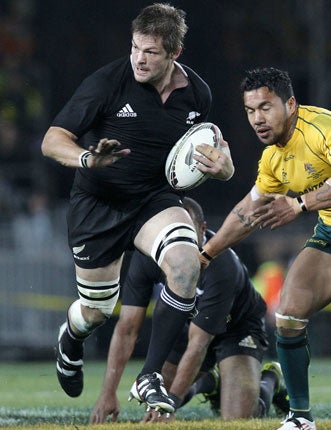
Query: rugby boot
128 372 175 413
277 412 316 430
202 365 221 415
262 361 290 416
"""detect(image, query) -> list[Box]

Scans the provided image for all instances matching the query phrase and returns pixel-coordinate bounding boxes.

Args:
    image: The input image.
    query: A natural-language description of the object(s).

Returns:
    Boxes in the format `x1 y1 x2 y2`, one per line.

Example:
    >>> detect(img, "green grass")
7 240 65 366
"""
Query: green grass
0 359 330 428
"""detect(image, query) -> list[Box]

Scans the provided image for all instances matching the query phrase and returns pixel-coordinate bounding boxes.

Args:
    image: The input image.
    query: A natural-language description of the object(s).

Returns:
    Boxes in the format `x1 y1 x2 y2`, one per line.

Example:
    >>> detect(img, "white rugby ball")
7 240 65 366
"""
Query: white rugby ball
165 122 222 190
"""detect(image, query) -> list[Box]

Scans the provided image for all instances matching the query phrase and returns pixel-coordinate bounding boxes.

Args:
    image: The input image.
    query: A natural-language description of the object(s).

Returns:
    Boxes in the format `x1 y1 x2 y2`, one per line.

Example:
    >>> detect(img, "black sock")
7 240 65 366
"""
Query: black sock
180 384 198 407
140 285 195 375
192 371 218 395
259 380 273 416
180 370 219 408
60 323 84 360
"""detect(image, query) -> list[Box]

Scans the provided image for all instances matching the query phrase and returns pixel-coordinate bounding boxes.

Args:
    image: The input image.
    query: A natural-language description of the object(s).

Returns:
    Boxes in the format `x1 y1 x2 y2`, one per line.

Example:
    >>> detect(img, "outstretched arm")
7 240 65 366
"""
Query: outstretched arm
41 126 130 168
89 306 146 424
201 186 270 265
167 322 213 404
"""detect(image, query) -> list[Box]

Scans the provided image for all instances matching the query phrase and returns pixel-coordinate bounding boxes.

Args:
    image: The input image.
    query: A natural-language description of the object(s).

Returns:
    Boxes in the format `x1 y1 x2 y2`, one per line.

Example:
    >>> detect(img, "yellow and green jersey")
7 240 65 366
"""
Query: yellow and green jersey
256 105 331 225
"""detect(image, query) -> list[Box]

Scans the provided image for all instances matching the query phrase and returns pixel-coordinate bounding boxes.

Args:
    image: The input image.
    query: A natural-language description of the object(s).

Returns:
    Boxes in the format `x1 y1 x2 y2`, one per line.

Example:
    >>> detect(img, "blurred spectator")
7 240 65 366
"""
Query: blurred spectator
253 261 285 358
0 0 51 216
12 191 53 256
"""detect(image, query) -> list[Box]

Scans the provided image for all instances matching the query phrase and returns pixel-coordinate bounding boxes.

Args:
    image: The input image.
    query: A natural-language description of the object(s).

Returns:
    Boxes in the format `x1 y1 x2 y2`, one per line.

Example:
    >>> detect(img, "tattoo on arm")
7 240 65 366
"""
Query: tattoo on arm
316 182 331 203
232 207 253 228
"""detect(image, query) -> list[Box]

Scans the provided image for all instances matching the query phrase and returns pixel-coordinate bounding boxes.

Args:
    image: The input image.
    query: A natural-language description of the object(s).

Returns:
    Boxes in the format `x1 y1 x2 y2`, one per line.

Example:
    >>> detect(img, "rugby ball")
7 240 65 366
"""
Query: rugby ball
165 122 222 190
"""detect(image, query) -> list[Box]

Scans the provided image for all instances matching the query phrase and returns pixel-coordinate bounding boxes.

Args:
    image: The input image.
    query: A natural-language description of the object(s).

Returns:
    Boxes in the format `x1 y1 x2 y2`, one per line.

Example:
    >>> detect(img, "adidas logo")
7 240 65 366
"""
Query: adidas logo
238 335 257 349
117 103 137 117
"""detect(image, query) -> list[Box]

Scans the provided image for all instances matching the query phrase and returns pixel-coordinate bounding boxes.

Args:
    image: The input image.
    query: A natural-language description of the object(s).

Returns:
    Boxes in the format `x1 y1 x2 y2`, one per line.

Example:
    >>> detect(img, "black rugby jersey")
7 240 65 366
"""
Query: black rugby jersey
52 56 212 201
121 230 266 336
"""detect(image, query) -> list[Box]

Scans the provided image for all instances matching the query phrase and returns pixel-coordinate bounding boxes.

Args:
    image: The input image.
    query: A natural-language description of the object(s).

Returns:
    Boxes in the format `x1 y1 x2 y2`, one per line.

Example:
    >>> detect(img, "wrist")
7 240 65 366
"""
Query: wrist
79 150 92 168
200 248 213 261
296 195 307 213
201 242 217 259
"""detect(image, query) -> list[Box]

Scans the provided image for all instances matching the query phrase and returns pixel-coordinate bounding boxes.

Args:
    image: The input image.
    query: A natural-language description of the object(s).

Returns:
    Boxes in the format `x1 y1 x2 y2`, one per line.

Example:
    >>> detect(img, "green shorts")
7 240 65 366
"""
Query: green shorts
305 218 331 254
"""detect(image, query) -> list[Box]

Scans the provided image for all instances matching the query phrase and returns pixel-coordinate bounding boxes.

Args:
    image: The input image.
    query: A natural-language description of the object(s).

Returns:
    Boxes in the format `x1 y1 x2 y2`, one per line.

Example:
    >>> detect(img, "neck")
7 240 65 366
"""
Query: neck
278 105 298 148
155 63 176 95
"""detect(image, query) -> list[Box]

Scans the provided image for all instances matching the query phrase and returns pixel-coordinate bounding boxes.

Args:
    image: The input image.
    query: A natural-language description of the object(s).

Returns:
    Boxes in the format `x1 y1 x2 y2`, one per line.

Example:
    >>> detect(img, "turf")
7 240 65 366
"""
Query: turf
0 359 330 428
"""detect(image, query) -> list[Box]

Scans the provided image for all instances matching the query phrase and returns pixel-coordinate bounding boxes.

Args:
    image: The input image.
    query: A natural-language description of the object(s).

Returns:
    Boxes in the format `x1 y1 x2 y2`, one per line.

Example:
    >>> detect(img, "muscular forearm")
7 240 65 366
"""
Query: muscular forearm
100 331 137 397
205 213 253 257
169 348 206 401
41 126 85 167
42 126 129 169
169 324 212 402
203 197 259 258
303 179 331 211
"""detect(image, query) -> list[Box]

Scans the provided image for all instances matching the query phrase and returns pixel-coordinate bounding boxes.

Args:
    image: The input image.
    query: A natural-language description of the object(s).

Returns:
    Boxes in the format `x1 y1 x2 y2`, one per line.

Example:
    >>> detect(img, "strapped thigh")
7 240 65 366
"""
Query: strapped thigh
151 222 198 266
275 312 309 330
77 275 120 317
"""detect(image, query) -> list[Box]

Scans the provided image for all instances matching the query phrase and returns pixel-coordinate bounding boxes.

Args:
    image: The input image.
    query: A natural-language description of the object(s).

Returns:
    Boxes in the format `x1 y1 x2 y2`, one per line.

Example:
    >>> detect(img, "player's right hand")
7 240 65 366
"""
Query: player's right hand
89 393 120 424
141 406 175 423
87 138 131 168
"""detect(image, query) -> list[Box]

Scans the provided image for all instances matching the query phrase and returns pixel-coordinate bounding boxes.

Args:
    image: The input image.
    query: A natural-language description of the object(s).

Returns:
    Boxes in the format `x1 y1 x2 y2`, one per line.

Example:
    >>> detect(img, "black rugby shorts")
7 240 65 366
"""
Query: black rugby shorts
167 315 268 370
67 185 183 268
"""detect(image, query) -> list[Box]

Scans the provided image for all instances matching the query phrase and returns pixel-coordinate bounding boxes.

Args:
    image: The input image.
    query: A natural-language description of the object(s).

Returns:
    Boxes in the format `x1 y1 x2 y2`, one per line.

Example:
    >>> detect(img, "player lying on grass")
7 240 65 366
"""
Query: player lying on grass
90 197 289 423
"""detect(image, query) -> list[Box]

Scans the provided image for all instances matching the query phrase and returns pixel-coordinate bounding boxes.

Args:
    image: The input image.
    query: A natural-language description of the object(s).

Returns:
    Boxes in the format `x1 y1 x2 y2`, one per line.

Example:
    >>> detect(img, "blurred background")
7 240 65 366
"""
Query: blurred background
0 0 330 361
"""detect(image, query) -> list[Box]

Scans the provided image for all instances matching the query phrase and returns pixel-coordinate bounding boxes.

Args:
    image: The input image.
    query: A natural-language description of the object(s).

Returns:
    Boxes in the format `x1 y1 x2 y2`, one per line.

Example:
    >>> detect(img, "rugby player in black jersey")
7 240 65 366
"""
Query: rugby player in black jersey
89 198 289 424
41 3 234 413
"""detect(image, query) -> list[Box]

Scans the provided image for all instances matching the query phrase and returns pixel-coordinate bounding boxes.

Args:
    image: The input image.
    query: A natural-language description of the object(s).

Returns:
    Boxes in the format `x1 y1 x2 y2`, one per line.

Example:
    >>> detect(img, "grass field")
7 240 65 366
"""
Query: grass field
1 358 330 429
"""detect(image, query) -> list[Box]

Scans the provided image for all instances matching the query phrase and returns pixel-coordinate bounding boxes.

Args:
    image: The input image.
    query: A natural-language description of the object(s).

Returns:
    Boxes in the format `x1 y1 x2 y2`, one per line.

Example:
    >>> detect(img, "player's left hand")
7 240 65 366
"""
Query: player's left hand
251 193 302 230
193 139 234 181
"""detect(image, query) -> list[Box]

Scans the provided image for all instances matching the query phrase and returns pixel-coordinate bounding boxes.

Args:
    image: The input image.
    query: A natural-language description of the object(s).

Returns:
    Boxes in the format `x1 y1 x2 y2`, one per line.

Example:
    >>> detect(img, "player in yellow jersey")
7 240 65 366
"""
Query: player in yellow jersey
195 67 331 430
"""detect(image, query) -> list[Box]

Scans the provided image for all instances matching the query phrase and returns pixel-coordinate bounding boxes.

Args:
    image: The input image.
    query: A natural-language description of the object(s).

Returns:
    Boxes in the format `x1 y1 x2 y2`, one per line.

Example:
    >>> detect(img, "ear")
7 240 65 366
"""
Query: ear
171 48 182 61
286 96 297 114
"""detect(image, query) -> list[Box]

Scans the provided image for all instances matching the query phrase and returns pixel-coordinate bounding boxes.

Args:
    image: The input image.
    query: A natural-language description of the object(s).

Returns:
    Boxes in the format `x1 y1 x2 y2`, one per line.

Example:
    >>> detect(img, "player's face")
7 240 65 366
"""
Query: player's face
244 87 296 147
131 33 175 86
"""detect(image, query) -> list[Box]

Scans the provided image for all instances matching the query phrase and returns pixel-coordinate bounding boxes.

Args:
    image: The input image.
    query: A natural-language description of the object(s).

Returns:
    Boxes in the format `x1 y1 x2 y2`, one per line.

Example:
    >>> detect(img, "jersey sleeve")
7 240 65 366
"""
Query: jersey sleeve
255 148 288 194
52 72 109 137
316 114 331 164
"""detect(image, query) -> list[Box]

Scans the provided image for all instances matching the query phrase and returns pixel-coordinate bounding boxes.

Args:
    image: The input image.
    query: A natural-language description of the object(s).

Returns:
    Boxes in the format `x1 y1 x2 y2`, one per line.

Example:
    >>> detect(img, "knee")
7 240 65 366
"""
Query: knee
76 275 120 319
275 311 309 337
164 251 200 297
68 299 108 334
81 305 108 328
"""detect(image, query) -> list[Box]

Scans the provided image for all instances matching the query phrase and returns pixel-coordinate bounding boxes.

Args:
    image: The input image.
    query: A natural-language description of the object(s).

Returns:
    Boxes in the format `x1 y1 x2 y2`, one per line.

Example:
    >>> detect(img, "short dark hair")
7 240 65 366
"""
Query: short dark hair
183 197 204 227
131 3 188 55
240 67 294 103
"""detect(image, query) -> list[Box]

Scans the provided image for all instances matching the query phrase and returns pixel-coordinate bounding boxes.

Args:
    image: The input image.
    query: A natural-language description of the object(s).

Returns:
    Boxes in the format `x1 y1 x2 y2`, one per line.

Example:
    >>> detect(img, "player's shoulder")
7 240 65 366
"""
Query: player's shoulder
298 105 331 127
83 56 131 89
180 63 211 96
